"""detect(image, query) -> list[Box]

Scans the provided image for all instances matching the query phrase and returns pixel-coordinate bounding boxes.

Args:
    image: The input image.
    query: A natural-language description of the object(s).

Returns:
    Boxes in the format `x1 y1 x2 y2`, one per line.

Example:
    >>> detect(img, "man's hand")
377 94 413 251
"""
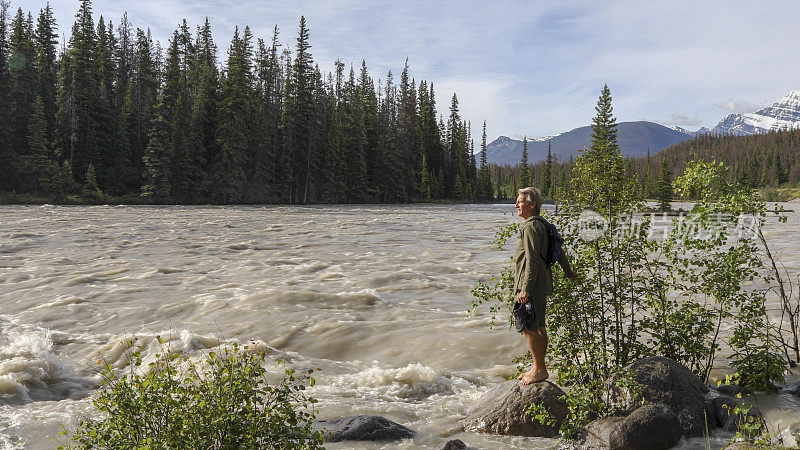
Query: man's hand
567 270 577 280
517 290 529 303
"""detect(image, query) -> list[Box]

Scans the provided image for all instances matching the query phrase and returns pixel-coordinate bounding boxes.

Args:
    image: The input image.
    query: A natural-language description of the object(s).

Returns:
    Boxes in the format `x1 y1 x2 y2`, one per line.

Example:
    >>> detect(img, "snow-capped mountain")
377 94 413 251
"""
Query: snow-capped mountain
711 90 800 135
671 126 696 136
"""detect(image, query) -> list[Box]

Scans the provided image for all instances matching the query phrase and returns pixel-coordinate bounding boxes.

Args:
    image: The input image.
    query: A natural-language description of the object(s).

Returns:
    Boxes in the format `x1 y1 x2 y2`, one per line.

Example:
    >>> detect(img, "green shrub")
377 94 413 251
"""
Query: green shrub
59 338 323 449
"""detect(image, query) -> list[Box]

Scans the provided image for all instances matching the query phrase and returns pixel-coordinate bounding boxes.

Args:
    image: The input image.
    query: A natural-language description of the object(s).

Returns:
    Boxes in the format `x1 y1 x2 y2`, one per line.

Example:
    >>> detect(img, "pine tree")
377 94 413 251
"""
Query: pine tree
22 96 57 196
10 9 37 165
642 148 654 198
326 59 347 202
540 142 552 198
128 28 158 192
58 0 102 183
190 17 219 201
519 136 531 187
442 93 465 198
280 16 315 203
478 121 492 199
214 26 254 203
590 83 619 156
656 157 672 211
0 0 15 192
34 3 58 144
95 16 120 192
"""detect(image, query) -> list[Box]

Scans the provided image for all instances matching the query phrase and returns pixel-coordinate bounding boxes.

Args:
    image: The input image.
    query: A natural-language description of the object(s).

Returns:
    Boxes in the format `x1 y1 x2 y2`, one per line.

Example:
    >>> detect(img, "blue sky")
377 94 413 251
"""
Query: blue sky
16 0 800 142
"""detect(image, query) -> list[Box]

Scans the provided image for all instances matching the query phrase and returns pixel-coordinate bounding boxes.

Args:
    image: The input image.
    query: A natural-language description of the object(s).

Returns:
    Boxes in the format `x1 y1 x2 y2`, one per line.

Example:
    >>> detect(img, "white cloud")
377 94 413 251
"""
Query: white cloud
713 100 764 114
657 113 702 127
18 0 800 141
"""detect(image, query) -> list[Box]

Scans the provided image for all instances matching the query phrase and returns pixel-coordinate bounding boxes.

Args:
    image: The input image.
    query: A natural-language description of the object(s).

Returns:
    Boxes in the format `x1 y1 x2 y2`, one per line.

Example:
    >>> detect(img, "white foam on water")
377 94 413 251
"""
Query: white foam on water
0 317 95 406
314 363 474 401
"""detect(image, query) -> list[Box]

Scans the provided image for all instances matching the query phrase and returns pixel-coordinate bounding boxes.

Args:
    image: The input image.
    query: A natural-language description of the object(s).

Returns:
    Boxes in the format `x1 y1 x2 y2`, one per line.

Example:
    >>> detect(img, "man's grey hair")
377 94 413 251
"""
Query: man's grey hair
518 187 542 209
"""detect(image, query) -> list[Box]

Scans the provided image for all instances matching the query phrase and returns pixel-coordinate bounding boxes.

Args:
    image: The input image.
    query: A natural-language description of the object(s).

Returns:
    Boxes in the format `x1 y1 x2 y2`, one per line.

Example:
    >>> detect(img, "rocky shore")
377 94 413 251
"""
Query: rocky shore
314 356 798 449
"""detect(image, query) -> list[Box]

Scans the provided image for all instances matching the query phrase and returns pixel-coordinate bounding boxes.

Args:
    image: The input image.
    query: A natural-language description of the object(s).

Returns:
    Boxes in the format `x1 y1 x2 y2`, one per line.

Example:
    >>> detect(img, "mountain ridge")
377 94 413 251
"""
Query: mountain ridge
485 121 694 165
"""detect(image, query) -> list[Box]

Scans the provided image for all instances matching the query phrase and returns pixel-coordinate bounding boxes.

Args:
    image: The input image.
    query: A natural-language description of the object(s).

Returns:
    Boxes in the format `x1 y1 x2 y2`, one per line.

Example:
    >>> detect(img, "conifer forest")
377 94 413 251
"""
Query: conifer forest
0 0 493 204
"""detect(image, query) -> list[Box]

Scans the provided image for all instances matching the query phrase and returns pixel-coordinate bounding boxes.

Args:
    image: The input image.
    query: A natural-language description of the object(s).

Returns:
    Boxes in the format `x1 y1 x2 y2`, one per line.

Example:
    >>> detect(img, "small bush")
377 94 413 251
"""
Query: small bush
60 338 323 449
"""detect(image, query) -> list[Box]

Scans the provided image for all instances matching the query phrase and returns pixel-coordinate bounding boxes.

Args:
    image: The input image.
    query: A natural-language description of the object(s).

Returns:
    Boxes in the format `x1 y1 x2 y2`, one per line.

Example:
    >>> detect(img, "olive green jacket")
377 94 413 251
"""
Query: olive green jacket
514 215 551 297
514 215 572 297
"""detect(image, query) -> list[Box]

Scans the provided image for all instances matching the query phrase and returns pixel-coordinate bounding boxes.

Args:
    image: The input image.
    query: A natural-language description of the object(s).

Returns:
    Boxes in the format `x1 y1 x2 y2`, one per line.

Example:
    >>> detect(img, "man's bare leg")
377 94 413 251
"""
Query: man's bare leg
520 327 549 385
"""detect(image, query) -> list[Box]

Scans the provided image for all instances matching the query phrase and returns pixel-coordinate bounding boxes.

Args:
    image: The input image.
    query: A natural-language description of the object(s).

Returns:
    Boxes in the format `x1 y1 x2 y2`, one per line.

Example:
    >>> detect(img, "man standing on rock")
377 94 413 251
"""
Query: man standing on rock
514 187 574 385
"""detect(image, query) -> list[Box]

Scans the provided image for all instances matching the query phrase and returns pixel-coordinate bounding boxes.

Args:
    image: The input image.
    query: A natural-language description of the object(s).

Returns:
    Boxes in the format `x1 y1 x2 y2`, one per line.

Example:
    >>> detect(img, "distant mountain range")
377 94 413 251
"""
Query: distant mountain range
486 90 800 165
485 121 694 166
711 90 800 135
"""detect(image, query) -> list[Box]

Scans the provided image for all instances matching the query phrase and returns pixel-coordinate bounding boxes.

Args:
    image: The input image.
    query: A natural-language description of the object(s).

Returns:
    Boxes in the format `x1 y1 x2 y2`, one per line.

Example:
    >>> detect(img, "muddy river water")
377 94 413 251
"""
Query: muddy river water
1 204 799 449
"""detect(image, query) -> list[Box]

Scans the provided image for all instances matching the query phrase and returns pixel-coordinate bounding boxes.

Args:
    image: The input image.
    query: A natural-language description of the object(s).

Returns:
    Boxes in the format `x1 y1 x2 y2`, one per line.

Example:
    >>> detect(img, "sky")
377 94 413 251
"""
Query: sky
15 0 800 142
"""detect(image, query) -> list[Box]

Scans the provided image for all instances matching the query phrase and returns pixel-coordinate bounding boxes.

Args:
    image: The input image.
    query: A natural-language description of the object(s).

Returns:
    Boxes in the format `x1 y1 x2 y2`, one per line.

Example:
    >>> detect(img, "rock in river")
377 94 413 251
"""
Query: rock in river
606 356 712 437
313 415 414 442
463 380 569 437
575 403 682 450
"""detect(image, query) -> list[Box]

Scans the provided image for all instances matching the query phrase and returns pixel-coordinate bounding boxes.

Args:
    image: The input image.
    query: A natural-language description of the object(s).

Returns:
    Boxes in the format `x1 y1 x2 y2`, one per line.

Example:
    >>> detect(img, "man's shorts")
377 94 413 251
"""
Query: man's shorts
526 294 547 330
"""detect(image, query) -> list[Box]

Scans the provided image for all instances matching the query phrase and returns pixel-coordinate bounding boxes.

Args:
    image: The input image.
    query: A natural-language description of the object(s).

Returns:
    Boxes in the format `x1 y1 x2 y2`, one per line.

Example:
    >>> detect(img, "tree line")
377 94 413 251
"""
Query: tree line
498 118 800 204
0 0 493 204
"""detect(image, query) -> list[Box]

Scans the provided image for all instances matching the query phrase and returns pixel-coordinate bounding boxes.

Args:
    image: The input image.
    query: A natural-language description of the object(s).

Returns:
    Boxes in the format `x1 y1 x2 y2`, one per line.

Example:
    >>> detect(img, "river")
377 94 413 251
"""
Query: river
1 204 799 449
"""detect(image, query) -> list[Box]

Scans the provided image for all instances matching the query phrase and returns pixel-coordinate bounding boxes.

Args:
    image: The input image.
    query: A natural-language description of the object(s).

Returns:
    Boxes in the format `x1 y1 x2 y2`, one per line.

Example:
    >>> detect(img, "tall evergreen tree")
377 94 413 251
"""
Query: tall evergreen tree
34 3 58 144
190 17 219 200
0 0 15 191
10 9 37 167
540 142 552 198
656 157 672 211
519 136 531 187
22 96 57 196
280 16 315 203
478 121 492 199
590 83 619 156
58 0 102 183
127 27 158 192
214 26 254 203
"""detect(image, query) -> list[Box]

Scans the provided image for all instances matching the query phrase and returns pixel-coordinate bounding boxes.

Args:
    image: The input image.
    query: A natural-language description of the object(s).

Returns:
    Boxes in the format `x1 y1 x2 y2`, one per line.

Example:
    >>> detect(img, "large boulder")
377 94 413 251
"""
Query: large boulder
606 356 711 437
576 403 682 450
313 415 414 442
463 380 569 437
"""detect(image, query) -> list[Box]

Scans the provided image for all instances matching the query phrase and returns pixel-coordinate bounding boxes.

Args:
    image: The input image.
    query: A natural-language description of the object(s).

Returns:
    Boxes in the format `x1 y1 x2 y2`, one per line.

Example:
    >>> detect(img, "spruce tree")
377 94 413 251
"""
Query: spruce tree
519 136 531 187
191 17 220 201
0 0 15 192
656 157 672 211
23 96 57 196
34 3 58 144
280 16 315 203
128 28 158 192
59 0 102 183
10 9 37 166
590 83 619 156
214 26 254 203
478 120 492 199
540 142 552 198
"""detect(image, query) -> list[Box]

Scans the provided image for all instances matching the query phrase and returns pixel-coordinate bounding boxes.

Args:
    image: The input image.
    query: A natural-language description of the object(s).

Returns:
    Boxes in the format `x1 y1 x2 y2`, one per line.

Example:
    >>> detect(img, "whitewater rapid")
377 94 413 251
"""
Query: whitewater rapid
1 204 799 449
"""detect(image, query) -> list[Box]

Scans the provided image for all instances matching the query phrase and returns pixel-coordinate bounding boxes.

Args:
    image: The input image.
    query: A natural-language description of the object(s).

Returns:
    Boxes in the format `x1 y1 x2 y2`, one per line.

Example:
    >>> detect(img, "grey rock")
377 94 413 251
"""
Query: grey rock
711 394 763 433
463 380 569 437
606 356 711 437
441 439 467 450
715 384 753 397
575 416 624 449
783 379 800 396
575 404 682 450
313 415 414 442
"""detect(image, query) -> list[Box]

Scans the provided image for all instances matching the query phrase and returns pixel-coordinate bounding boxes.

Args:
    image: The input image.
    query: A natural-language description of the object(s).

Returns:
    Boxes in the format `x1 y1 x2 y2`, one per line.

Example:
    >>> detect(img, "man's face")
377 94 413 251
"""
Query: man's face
515 194 535 218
